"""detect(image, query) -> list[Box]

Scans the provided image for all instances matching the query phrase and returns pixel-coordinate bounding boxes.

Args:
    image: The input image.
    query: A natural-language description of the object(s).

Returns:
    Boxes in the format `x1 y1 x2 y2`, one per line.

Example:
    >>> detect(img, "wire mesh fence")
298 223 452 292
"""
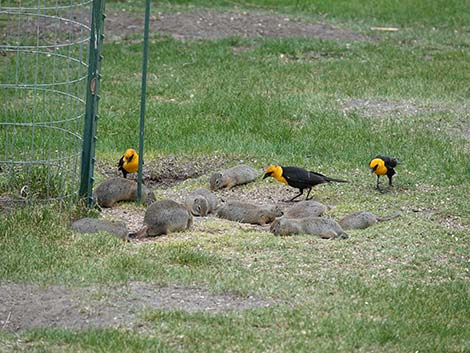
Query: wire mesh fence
0 0 92 210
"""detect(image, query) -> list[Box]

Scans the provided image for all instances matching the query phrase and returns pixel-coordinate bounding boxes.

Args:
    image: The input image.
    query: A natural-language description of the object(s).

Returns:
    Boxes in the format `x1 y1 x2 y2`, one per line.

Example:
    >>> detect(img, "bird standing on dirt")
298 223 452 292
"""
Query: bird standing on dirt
263 165 348 202
118 148 139 178
369 155 399 189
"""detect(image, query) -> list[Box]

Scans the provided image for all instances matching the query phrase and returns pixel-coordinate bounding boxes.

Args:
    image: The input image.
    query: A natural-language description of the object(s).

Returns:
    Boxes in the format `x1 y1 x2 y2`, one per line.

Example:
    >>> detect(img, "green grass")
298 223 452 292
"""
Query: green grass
1 208 469 352
1 0 470 352
112 0 470 29
100 36 469 183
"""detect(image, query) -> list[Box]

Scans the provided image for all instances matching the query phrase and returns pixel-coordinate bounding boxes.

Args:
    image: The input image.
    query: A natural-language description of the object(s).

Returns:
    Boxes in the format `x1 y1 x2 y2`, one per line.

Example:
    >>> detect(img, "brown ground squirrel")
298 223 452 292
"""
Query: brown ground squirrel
71 218 128 240
270 217 349 239
94 177 155 208
184 188 218 216
216 200 283 225
209 164 259 190
284 200 332 219
130 199 193 238
338 211 401 230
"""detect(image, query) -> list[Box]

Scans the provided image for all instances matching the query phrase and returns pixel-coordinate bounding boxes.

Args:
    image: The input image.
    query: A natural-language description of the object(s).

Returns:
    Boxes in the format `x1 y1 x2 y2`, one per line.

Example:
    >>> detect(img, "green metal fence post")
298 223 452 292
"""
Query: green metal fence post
137 0 151 203
79 0 106 206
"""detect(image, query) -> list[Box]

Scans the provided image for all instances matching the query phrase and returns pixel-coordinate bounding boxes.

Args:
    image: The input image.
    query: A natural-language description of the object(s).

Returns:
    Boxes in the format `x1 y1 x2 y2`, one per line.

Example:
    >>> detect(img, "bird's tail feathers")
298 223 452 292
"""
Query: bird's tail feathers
325 177 349 183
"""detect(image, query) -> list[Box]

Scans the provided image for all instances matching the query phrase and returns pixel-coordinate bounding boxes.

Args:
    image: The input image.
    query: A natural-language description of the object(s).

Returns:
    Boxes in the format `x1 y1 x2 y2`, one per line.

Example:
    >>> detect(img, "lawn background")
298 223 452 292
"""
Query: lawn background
1 0 469 352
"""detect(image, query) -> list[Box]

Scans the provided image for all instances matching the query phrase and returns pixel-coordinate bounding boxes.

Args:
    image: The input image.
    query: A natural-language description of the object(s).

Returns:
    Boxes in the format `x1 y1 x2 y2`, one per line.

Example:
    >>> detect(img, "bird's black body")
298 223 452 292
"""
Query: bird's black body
280 166 348 201
118 156 128 178
374 154 398 188
377 155 398 171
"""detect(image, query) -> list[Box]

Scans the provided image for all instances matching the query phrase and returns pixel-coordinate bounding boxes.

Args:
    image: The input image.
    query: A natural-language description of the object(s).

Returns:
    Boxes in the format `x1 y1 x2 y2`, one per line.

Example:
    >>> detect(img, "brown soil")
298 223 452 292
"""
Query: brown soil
99 154 246 189
105 9 370 42
0 282 276 332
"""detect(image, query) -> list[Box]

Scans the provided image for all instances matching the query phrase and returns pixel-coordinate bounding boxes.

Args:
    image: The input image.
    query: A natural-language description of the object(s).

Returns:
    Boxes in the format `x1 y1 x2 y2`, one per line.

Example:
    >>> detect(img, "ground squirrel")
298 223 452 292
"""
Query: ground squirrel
216 200 283 225
270 217 349 239
130 199 193 238
184 188 218 216
209 164 259 190
71 218 128 240
94 177 155 208
338 211 401 230
284 200 332 219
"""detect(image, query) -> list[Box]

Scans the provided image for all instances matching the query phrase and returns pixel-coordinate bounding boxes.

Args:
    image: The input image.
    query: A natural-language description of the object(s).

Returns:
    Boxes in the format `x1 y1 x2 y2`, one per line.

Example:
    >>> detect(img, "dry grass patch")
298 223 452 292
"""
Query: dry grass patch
105 10 371 42
0 282 276 332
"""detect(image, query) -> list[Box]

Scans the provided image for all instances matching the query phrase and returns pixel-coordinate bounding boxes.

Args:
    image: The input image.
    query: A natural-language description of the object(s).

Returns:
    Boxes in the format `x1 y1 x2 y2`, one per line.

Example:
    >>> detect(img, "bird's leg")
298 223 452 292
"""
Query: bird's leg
305 188 313 201
376 175 387 193
387 175 393 186
288 189 304 202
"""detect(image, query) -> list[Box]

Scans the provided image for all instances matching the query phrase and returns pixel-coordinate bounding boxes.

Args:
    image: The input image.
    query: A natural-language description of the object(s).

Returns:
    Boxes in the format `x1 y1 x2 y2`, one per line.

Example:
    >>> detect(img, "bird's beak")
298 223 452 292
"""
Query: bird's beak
370 165 378 173
263 172 272 179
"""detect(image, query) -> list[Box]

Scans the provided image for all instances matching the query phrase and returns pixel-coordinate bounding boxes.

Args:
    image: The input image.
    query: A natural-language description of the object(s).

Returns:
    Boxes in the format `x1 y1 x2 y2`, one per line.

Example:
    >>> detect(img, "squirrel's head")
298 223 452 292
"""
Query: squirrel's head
191 196 209 216
269 218 281 235
209 172 223 190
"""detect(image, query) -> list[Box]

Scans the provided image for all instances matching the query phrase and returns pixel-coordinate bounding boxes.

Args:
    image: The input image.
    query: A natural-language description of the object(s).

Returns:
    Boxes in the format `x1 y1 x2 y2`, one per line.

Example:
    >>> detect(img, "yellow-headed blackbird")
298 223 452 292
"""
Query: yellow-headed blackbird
263 165 348 201
369 155 398 189
118 148 139 178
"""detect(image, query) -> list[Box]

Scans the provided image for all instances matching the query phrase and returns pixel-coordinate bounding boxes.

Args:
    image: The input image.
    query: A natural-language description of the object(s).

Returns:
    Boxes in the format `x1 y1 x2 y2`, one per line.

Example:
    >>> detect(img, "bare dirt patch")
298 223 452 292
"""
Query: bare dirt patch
2 7 369 63
340 98 470 149
339 98 446 118
101 182 323 235
98 154 243 189
97 155 312 234
106 9 370 42
0 282 276 332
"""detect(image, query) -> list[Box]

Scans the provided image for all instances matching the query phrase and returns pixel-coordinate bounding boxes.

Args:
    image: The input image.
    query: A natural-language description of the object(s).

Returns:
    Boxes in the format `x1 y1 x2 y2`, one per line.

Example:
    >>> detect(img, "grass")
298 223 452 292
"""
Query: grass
1 209 469 352
111 0 470 29
1 0 470 352
100 36 469 181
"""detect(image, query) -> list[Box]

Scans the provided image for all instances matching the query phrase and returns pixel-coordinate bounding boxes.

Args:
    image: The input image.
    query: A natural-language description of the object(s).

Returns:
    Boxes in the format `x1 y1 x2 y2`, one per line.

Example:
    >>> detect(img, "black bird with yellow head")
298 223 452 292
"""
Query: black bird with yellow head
369 155 399 189
118 148 139 178
263 165 348 202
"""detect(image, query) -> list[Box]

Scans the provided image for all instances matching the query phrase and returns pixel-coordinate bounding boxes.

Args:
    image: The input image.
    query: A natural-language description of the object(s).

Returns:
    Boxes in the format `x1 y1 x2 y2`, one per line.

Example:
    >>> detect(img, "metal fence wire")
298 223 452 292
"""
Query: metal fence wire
0 0 92 209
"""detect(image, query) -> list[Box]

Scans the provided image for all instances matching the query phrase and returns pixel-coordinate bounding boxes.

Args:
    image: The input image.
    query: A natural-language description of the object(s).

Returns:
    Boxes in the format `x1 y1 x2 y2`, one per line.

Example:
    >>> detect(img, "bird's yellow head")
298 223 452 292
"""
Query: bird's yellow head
123 148 137 162
121 148 139 174
263 165 285 182
369 158 386 176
